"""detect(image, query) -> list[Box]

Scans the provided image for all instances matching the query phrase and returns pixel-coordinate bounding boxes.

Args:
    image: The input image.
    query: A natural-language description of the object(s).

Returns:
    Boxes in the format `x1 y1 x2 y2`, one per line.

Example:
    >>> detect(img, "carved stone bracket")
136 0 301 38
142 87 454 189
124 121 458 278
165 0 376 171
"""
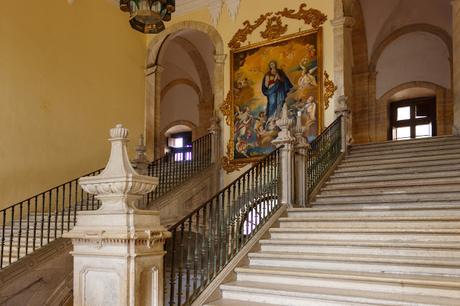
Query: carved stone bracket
324 71 337 110
228 4 327 49
219 90 233 126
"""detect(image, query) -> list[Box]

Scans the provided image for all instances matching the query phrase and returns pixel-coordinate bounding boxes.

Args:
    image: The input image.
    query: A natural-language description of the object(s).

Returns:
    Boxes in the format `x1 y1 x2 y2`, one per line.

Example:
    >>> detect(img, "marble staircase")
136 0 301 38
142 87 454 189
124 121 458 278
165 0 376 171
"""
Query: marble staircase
207 136 460 305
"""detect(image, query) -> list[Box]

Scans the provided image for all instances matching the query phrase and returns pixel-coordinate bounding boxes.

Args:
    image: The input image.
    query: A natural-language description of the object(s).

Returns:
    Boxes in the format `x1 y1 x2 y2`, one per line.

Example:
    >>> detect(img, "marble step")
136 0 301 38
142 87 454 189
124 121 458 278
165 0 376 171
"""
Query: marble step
286 205 460 218
328 168 460 183
206 298 276 306
335 158 460 173
350 136 457 151
322 177 460 191
234 266 460 299
269 228 460 242
278 216 460 229
348 141 460 158
248 252 460 276
216 280 460 306
314 191 460 204
259 239 460 257
345 145 460 162
318 184 460 197
311 199 460 208
339 152 460 168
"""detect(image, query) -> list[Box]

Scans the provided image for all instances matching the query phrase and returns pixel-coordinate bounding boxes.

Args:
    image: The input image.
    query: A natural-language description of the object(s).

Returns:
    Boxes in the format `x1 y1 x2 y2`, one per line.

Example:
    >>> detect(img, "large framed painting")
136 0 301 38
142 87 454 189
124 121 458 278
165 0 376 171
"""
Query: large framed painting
229 28 324 163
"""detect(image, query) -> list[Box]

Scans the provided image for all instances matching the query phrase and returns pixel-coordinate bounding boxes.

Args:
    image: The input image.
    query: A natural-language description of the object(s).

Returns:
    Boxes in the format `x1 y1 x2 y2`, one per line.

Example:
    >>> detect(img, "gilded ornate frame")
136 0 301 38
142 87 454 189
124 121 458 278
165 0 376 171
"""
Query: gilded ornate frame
220 4 333 173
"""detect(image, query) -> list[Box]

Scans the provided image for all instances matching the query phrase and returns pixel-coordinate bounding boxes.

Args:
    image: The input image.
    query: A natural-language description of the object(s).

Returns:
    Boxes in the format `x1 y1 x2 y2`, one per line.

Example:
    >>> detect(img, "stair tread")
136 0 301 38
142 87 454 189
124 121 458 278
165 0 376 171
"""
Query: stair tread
235 266 460 287
249 251 460 266
259 239 460 249
270 228 460 234
219 280 460 305
207 298 275 306
279 216 460 221
289 204 460 212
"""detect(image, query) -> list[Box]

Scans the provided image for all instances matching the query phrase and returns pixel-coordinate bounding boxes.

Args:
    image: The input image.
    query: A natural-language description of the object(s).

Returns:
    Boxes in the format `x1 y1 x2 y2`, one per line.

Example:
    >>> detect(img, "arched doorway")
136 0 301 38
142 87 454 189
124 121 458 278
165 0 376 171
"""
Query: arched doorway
145 21 225 158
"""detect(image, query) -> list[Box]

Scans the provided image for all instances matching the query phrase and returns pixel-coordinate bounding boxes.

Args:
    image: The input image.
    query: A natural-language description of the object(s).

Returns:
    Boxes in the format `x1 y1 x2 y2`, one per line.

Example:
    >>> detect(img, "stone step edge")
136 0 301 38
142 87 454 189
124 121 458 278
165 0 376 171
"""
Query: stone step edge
323 178 460 189
287 205 460 213
345 148 460 162
269 228 460 234
279 216 460 222
234 266 460 289
219 280 458 306
258 239 460 250
348 142 460 157
248 252 460 267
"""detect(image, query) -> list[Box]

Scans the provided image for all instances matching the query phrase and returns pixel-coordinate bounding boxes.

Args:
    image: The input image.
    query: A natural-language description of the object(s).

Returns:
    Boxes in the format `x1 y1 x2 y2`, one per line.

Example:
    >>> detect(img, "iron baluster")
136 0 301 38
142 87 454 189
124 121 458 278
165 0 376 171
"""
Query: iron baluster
25 200 30 255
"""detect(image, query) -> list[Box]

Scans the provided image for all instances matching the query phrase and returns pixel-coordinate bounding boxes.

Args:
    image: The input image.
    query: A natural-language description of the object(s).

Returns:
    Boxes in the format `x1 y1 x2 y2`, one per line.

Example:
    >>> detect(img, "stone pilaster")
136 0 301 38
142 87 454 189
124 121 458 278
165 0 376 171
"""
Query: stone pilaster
293 114 309 208
452 0 460 135
331 16 355 108
64 124 170 306
208 113 222 164
272 105 295 207
145 65 164 158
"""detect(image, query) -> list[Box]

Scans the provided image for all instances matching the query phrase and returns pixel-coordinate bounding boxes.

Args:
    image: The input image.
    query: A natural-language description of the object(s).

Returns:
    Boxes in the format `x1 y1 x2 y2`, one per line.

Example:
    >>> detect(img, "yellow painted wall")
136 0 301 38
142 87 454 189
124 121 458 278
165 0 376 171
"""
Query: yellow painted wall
146 0 336 185
0 0 147 208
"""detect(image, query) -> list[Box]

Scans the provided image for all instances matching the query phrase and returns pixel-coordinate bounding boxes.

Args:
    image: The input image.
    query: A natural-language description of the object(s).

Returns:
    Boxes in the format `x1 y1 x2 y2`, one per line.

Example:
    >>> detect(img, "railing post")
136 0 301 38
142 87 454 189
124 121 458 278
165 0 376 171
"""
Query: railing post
64 124 171 306
335 95 352 153
132 134 150 175
208 113 221 164
293 114 310 208
272 104 295 207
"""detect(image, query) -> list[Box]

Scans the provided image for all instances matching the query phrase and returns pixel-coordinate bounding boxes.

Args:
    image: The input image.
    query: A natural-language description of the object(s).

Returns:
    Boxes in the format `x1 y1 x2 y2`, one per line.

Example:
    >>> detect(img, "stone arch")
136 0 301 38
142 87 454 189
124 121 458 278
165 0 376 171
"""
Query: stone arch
375 81 452 141
369 24 453 72
158 120 198 156
144 21 225 158
161 79 202 101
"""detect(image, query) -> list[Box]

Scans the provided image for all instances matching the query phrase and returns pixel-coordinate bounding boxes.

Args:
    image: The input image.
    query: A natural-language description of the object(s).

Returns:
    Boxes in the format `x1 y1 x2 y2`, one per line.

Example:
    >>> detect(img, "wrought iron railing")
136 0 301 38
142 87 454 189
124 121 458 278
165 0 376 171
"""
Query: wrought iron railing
145 133 212 204
0 133 213 269
164 147 282 306
306 115 342 195
0 169 102 269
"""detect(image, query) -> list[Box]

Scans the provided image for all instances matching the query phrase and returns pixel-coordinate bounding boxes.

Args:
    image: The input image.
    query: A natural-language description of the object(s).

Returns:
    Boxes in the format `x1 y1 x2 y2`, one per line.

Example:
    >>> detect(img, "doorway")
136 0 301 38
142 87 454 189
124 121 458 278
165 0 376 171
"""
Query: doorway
389 97 436 140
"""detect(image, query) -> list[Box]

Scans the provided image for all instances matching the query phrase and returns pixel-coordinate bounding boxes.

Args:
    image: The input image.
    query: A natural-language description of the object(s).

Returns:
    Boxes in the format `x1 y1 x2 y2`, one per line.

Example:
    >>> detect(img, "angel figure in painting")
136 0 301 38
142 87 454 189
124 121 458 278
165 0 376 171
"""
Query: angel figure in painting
262 60 293 127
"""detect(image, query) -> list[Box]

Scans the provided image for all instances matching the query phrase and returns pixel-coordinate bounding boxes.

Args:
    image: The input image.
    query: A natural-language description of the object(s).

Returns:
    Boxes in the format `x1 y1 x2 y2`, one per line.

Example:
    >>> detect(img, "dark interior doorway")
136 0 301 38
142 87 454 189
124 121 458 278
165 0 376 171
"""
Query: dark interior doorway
389 97 436 141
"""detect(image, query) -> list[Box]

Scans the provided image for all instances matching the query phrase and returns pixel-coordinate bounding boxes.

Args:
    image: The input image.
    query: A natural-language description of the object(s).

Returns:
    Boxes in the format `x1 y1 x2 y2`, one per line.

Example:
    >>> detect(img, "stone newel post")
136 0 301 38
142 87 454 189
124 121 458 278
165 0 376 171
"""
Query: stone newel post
335 95 352 153
209 113 222 164
293 115 310 208
64 124 170 306
132 134 150 175
272 105 295 207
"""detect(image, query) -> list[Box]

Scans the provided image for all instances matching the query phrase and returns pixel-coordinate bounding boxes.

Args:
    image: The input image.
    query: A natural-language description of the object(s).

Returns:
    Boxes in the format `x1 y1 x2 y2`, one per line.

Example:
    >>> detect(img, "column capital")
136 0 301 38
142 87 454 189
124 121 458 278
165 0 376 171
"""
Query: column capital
145 64 164 77
330 16 355 29
214 53 227 64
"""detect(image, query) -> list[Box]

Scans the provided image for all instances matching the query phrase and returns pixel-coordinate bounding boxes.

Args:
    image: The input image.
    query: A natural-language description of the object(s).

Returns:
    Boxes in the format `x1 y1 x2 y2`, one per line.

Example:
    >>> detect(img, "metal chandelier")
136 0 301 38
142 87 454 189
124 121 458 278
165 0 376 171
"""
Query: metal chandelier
120 0 175 34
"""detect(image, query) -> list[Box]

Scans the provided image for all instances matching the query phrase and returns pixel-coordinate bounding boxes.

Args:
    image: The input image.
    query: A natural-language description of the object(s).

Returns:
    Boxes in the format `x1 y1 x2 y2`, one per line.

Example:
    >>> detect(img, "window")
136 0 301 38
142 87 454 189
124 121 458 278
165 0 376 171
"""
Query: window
389 97 436 141
167 131 193 162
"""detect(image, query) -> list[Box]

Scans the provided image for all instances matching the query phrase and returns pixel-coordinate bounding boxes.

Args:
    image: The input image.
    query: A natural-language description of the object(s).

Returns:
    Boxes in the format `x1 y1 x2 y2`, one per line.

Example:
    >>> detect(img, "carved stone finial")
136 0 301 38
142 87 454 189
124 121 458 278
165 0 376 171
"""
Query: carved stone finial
272 104 295 147
79 124 158 211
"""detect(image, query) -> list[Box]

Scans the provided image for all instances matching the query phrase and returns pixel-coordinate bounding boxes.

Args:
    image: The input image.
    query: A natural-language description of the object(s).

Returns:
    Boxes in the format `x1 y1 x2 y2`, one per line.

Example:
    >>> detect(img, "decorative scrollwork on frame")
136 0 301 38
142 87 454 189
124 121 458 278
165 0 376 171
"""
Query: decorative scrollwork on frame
219 90 233 126
260 16 288 40
228 13 272 49
221 156 242 173
323 71 337 110
277 3 328 29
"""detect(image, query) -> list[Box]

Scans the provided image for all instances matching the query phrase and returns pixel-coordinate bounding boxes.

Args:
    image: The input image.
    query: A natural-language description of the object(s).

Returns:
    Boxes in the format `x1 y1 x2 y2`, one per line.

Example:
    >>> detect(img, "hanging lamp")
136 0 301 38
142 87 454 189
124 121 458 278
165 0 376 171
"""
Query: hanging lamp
120 0 175 34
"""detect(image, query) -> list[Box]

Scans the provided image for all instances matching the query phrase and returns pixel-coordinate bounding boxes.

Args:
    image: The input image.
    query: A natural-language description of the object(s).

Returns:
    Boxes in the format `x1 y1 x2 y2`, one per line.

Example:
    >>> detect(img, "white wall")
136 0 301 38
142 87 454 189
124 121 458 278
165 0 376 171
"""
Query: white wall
376 31 451 97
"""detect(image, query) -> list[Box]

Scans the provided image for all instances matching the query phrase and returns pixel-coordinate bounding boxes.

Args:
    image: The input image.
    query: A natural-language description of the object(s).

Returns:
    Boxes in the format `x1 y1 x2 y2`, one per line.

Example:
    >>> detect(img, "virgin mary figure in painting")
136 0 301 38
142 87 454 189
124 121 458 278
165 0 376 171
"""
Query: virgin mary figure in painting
261 60 293 128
